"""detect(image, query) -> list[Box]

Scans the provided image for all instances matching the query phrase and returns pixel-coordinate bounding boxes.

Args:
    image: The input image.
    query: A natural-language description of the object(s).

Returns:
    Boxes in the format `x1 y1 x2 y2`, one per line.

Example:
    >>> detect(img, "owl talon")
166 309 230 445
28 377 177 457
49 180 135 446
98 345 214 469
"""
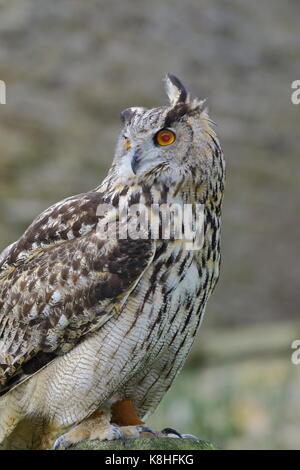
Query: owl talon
160 427 182 438
160 428 200 441
112 425 126 441
136 425 157 437
52 434 72 450
161 428 200 442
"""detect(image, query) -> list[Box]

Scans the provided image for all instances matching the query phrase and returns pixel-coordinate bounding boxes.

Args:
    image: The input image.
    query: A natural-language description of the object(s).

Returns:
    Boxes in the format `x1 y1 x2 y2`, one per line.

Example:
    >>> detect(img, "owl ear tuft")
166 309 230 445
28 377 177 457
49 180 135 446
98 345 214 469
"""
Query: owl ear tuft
165 74 187 106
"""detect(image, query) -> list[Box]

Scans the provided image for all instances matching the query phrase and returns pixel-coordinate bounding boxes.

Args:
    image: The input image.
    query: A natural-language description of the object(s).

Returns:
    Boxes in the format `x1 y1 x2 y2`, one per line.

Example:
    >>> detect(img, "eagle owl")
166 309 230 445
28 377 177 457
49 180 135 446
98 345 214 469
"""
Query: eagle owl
0 75 225 449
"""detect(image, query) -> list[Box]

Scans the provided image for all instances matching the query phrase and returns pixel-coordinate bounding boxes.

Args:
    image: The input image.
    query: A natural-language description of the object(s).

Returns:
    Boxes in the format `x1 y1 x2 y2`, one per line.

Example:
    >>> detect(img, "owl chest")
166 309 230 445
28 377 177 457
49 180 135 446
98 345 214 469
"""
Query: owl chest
129 246 205 357
120 217 220 372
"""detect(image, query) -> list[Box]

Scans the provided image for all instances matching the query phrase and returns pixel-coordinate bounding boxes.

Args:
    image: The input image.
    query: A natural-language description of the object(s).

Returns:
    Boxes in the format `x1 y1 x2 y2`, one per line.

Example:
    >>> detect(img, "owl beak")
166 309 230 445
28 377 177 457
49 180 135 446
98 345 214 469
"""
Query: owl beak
131 151 140 175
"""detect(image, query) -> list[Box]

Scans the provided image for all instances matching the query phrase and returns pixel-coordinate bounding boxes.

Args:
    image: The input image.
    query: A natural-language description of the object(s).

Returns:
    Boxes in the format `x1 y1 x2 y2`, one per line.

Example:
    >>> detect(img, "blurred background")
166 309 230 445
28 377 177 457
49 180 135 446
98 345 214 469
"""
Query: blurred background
0 0 299 449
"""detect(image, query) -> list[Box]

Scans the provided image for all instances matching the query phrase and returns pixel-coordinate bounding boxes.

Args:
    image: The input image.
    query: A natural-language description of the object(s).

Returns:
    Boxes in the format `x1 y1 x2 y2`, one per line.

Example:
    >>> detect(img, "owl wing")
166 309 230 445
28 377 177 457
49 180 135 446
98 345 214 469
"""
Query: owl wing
0 192 106 274
0 192 155 394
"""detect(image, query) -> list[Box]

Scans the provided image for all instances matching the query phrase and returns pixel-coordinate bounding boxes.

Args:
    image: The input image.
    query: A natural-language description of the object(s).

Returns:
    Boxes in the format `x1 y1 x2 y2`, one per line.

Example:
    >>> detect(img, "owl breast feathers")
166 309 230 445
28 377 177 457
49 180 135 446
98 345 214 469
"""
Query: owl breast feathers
0 75 225 449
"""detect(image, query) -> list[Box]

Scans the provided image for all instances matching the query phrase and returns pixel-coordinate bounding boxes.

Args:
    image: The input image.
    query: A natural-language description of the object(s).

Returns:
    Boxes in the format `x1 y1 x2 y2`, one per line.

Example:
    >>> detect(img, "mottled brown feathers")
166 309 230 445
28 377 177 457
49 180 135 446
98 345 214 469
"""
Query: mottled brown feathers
0 191 154 394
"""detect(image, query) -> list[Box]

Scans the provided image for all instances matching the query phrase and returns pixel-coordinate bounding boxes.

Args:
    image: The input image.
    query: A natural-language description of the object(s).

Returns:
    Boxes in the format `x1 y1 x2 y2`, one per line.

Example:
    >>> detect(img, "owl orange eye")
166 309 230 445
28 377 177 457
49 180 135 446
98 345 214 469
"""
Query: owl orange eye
155 129 176 146
124 137 131 150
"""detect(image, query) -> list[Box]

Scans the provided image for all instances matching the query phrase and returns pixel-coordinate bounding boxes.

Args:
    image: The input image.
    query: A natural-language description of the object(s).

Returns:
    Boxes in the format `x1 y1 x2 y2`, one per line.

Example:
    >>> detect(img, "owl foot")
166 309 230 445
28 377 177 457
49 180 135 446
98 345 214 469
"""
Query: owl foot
160 427 200 441
52 423 198 449
52 423 125 449
52 424 157 449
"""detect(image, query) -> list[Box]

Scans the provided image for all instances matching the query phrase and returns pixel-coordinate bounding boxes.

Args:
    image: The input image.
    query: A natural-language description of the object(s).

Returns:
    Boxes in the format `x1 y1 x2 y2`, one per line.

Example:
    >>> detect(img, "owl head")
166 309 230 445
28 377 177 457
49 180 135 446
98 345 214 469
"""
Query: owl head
113 74 224 191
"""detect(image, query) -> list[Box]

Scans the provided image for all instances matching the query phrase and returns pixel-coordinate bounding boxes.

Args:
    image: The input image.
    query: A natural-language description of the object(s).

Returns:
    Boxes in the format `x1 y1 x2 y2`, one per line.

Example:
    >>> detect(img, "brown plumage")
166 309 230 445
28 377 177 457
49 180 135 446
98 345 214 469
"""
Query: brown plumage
0 75 225 449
